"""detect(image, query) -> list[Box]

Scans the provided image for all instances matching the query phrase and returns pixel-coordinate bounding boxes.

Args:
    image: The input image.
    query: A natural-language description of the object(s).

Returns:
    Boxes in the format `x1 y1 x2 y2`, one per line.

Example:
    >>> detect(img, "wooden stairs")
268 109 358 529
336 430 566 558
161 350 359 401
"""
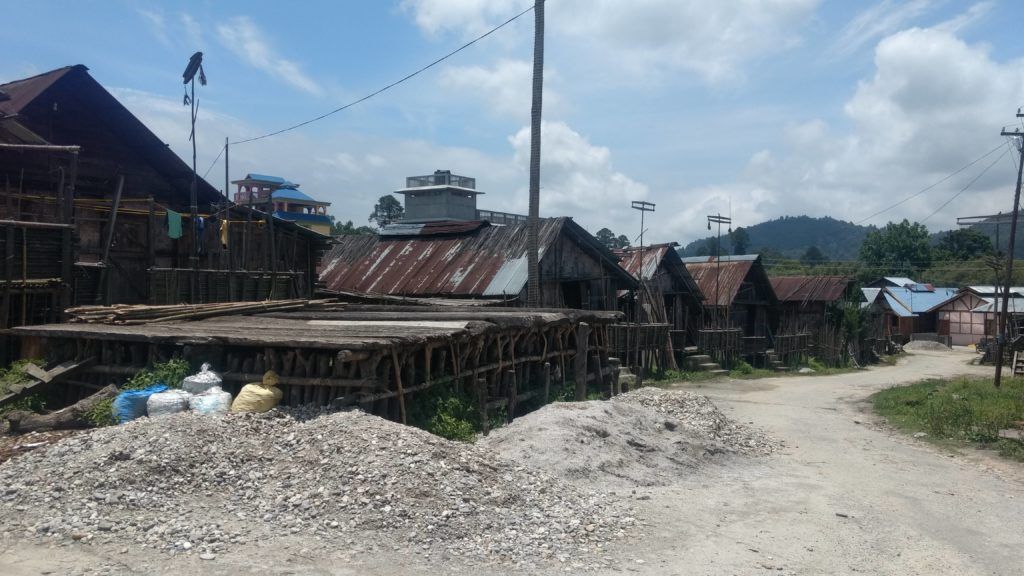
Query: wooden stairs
682 347 728 375
766 349 790 372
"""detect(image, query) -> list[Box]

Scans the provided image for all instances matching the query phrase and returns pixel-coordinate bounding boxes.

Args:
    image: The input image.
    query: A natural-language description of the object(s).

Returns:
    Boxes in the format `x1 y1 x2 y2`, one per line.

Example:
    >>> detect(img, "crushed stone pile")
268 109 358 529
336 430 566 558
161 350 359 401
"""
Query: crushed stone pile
903 340 951 351
0 409 636 570
614 388 776 456
481 388 775 488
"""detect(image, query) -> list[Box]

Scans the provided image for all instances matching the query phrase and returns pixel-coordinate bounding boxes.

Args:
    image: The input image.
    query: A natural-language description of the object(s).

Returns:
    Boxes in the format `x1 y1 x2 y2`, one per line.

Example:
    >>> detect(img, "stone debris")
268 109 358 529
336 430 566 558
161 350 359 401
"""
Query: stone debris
614 388 777 456
903 340 951 352
481 387 776 488
0 408 635 570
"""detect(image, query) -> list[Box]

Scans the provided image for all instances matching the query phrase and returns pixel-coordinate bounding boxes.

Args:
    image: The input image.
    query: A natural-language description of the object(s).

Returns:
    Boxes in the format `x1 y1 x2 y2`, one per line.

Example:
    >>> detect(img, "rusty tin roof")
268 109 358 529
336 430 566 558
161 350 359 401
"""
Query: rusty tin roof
681 255 773 307
613 243 703 299
770 276 852 304
320 217 636 299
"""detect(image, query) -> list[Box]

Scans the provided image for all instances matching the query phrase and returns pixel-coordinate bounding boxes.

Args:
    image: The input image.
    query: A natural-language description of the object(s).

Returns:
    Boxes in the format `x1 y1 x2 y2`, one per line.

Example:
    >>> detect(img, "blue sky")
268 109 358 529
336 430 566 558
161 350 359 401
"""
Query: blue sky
3 1 1024 244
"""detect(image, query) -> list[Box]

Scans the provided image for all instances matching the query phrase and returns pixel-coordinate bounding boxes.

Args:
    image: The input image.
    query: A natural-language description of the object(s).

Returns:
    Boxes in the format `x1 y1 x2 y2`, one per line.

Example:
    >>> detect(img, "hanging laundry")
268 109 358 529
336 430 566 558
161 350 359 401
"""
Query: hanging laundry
197 217 206 255
166 209 183 239
220 219 229 249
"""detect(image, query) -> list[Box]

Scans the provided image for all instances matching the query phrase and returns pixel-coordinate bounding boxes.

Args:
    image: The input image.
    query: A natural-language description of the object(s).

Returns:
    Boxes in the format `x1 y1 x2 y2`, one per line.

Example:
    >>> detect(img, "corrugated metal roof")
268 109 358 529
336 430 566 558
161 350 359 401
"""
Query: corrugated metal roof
971 297 1024 313
680 254 759 263
883 286 959 316
966 286 1024 298
770 276 851 303
378 220 489 237
613 243 702 299
320 217 635 299
272 187 318 202
0 116 49 145
683 256 767 307
0 65 224 207
271 211 332 227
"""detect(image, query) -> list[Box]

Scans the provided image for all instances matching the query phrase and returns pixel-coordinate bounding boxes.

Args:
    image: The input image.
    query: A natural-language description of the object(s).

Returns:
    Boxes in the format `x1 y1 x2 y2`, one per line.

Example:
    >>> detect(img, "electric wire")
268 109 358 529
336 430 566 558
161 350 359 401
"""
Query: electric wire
921 145 1011 224
855 141 1006 225
229 4 534 146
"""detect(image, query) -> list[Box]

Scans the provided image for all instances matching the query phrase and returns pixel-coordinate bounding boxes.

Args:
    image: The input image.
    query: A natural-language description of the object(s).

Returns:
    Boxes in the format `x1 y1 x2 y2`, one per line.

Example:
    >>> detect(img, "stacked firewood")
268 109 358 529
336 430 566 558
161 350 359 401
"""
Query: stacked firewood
66 299 345 325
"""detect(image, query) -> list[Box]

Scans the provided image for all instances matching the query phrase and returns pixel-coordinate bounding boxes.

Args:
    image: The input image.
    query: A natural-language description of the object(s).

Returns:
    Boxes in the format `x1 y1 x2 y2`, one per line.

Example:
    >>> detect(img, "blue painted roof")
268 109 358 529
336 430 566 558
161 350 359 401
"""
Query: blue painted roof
245 173 291 185
272 187 317 202
883 286 959 316
272 211 332 225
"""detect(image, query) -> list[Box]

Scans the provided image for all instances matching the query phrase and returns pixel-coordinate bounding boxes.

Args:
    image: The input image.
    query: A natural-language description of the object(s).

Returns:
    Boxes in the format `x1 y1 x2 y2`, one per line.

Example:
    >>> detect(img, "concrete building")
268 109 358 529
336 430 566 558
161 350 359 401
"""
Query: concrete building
397 170 528 225
232 174 332 235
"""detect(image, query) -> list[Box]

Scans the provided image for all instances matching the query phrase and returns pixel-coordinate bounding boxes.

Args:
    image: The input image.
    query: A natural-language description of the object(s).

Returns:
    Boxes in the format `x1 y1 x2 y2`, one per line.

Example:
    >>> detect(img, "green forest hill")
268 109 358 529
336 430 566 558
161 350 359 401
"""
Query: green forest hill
669 215 1024 287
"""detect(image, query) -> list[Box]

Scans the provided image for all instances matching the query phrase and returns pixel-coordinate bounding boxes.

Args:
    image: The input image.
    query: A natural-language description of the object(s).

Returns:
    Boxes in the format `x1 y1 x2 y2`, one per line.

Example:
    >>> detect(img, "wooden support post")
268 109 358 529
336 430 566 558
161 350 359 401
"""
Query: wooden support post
477 378 489 435
574 322 591 401
96 175 125 305
391 350 407 425
542 361 551 403
505 369 516 423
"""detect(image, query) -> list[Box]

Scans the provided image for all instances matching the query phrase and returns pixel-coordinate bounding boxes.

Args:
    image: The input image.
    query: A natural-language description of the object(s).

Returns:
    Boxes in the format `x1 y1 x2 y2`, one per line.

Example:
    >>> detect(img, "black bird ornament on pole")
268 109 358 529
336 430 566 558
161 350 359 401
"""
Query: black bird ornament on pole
182 51 206 301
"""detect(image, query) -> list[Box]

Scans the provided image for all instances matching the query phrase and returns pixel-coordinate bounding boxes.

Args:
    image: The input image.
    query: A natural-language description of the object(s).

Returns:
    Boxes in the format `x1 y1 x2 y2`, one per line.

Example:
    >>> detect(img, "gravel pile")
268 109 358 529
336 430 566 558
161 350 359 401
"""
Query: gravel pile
0 408 636 570
614 387 776 456
903 340 951 351
481 388 775 488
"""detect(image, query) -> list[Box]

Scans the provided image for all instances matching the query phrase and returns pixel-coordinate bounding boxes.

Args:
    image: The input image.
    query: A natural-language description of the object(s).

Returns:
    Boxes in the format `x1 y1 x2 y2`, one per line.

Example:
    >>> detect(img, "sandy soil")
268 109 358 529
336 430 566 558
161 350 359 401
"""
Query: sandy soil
2 349 1021 575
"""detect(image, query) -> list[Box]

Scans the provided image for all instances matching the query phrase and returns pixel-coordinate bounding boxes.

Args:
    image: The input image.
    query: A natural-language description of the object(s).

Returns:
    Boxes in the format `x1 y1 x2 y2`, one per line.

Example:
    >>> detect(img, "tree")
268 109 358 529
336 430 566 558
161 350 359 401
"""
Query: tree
934 228 994 261
595 228 631 250
730 226 750 255
858 219 932 275
595 227 617 250
800 245 828 266
368 195 404 227
331 219 376 237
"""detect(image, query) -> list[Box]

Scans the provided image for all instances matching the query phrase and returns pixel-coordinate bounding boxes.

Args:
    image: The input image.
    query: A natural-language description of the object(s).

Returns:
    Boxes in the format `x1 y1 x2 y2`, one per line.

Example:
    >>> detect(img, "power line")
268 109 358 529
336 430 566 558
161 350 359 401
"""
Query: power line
230 5 534 146
855 141 1006 225
921 145 1012 224
202 144 226 179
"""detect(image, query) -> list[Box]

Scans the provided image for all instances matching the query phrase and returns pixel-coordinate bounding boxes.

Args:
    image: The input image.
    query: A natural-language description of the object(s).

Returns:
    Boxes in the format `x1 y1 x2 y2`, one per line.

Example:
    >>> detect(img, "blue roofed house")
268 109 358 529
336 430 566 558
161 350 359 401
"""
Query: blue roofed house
866 283 959 343
232 173 333 235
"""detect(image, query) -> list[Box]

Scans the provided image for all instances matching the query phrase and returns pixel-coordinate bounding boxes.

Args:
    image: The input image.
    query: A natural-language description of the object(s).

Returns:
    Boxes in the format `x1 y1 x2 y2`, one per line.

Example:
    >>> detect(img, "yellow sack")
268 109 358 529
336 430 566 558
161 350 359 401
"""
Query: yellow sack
230 370 283 413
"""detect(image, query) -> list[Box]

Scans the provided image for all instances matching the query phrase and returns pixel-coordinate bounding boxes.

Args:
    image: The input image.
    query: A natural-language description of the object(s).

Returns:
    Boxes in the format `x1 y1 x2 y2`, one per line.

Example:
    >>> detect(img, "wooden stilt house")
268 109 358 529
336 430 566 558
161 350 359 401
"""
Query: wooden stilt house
0 65 329 350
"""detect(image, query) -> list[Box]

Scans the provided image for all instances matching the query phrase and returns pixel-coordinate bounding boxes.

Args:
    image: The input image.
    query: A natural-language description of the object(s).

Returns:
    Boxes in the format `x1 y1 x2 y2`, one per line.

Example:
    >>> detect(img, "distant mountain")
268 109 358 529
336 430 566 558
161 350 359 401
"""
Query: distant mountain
679 215 875 260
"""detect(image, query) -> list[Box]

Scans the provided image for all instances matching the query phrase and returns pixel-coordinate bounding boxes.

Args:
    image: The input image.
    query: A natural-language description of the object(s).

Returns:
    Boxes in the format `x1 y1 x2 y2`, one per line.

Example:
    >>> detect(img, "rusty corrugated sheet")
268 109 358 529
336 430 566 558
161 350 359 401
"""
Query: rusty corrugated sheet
320 217 635 299
613 243 703 300
682 258 756 307
770 276 851 303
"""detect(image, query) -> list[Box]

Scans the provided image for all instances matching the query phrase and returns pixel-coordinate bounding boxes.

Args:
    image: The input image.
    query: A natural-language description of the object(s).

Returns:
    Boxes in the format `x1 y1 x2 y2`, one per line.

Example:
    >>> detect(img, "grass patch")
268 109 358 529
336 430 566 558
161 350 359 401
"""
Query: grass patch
872 377 1024 461
0 359 46 415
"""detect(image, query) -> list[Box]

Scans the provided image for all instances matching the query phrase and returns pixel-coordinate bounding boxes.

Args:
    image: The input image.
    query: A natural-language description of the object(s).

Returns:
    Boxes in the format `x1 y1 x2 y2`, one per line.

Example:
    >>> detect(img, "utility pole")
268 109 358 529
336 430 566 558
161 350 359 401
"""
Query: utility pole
632 201 655 382
994 113 1024 388
526 0 545 308
707 213 732 328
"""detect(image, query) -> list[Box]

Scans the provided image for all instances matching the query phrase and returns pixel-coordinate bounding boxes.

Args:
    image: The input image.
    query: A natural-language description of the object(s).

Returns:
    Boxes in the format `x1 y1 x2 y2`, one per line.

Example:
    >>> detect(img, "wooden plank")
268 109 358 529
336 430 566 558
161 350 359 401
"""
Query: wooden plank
0 356 96 409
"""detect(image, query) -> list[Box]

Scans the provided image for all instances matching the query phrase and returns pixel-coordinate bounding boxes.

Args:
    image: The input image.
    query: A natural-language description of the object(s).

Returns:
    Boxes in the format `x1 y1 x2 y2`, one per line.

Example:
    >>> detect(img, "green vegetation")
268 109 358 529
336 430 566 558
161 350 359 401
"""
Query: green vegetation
82 359 192 427
122 358 190 390
406 376 507 442
0 359 46 415
872 377 1024 461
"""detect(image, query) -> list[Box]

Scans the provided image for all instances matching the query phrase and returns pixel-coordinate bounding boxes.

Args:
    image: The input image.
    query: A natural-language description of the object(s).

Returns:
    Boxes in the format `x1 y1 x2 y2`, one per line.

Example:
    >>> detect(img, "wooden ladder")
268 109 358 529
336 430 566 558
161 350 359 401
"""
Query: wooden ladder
1013 351 1024 377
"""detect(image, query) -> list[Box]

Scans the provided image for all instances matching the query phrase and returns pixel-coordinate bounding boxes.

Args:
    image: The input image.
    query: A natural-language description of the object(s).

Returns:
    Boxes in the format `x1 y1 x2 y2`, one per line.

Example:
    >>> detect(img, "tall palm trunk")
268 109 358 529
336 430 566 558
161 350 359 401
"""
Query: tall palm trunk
527 0 545 308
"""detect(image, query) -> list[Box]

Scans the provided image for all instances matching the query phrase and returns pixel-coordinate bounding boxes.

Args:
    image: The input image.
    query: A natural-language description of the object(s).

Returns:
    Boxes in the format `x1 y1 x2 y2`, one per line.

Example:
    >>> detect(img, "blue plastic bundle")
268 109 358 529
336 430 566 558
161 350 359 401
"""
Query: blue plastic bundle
112 384 169 424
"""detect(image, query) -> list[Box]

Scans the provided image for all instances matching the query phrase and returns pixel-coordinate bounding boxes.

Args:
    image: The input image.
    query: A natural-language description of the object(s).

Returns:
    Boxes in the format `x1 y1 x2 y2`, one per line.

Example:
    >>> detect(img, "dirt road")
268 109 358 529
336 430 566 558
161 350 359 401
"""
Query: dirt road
619 349 1023 576
2 349 1021 575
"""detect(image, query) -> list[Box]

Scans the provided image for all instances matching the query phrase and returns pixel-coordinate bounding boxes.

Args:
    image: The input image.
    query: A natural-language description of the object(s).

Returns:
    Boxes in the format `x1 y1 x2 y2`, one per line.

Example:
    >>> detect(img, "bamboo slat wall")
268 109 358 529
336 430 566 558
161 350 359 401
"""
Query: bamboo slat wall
12 306 626 427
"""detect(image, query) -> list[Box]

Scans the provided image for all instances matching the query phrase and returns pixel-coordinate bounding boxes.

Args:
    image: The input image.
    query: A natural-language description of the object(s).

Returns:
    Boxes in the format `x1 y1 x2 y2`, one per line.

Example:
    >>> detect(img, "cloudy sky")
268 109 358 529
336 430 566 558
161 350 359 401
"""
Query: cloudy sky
3 1 1024 244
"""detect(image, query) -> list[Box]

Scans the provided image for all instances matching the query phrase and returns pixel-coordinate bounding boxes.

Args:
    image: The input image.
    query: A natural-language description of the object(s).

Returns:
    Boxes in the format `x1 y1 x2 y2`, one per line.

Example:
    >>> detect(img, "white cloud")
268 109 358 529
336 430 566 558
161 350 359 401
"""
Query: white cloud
828 0 935 58
137 8 172 48
659 23 1024 243
507 121 649 233
217 16 323 96
439 59 561 121
180 13 203 49
403 0 819 83
400 0 529 37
